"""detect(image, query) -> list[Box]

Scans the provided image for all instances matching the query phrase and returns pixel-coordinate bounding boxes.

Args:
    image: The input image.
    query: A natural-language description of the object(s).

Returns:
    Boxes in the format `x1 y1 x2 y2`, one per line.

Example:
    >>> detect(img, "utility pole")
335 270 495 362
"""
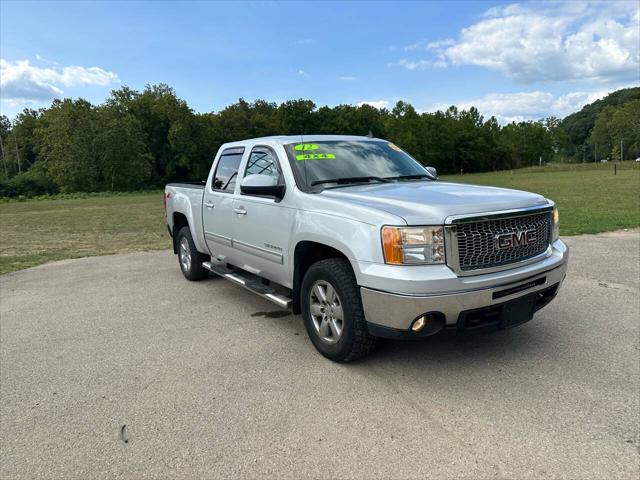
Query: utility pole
0 135 7 177
620 139 623 162
594 143 597 162
12 133 21 173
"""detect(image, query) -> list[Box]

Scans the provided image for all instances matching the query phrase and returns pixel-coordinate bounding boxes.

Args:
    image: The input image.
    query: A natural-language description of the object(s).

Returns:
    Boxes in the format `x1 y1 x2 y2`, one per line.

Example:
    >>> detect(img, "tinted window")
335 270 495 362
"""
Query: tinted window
245 148 280 180
283 140 428 188
212 149 243 192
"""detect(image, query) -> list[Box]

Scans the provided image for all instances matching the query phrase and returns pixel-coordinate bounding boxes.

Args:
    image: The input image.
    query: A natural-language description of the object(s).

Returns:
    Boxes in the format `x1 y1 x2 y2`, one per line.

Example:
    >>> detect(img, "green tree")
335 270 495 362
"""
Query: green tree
589 100 640 161
106 84 197 184
35 99 99 192
94 105 153 190
277 99 317 134
560 87 640 160
0 115 11 178
384 101 421 159
12 109 43 170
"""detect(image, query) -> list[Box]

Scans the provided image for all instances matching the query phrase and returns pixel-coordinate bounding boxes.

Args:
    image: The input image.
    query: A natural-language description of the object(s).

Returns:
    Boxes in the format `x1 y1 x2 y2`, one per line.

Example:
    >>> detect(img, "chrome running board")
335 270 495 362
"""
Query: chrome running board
202 262 292 309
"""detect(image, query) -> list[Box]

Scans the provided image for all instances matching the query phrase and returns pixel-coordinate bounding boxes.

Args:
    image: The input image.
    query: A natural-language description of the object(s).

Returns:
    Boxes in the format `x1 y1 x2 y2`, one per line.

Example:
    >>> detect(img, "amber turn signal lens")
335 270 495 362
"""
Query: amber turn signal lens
382 226 403 264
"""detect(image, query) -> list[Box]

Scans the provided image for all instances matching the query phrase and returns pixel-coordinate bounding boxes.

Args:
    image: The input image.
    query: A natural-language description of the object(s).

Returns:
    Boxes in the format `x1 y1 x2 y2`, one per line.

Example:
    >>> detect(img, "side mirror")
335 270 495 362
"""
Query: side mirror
426 166 438 179
240 174 286 198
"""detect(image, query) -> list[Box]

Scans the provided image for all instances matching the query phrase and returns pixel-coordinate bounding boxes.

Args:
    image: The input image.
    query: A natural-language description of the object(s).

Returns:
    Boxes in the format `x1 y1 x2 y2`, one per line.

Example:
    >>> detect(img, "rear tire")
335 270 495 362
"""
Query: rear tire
176 226 209 281
301 258 377 362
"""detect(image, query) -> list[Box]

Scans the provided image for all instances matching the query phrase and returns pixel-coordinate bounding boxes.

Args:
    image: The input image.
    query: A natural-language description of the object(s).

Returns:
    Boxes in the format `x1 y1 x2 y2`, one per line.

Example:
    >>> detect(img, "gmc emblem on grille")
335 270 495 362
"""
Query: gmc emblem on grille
495 229 537 249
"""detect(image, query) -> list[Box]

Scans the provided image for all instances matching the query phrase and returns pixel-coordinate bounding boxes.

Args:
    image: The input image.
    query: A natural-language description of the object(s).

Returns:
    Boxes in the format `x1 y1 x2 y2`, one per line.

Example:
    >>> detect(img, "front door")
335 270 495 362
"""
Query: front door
231 146 293 287
202 147 244 262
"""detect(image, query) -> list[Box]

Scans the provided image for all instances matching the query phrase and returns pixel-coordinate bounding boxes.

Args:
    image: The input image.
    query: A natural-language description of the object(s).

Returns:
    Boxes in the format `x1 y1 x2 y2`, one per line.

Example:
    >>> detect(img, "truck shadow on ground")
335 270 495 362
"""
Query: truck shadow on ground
368 326 549 365
250 307 554 370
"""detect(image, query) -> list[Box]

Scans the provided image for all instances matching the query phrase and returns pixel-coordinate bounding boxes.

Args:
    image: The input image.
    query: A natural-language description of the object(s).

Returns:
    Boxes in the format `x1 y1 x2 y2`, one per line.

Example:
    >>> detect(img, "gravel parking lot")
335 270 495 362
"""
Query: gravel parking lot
1 230 638 479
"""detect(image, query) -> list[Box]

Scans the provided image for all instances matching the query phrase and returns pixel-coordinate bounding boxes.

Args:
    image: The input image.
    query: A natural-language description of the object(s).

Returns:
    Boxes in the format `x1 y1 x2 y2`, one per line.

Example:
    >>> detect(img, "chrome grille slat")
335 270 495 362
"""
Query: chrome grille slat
452 211 552 272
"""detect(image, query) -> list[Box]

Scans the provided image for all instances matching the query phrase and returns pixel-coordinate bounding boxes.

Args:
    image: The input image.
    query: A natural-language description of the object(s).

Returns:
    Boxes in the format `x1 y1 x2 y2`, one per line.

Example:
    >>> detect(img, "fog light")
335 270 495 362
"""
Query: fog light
411 316 427 332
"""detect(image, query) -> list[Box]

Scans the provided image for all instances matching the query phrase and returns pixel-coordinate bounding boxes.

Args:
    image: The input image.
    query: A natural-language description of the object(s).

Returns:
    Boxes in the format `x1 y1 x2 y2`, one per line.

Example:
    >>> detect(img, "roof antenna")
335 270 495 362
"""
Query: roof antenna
367 130 374 138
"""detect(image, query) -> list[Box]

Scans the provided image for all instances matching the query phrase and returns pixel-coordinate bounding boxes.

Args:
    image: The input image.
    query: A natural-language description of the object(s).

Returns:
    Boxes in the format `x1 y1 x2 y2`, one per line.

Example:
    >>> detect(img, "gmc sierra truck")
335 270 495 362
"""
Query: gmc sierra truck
165 135 569 362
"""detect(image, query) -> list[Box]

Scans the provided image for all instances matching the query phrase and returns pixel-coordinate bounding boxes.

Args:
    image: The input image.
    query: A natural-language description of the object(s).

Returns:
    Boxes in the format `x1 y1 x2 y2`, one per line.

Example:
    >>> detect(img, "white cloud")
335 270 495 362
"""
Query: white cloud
357 100 389 109
0 58 119 104
426 39 455 50
404 41 425 52
297 69 309 77
429 87 624 123
338 75 357 81
400 1 640 83
294 38 315 45
398 59 447 70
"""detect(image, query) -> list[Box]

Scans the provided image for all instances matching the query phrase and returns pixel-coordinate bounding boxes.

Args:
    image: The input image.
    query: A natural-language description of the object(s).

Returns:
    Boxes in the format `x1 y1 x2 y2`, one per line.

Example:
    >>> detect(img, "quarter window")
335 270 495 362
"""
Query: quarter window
212 148 244 192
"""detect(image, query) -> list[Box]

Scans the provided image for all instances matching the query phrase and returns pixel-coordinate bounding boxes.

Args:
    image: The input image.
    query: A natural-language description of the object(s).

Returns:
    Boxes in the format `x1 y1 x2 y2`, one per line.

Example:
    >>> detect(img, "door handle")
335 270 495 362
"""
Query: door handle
234 207 247 215
204 202 215 209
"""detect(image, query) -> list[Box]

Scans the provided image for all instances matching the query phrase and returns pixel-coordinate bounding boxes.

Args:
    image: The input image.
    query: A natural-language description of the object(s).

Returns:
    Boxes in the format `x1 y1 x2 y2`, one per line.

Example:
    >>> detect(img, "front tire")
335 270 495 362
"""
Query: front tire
301 258 377 362
176 226 209 281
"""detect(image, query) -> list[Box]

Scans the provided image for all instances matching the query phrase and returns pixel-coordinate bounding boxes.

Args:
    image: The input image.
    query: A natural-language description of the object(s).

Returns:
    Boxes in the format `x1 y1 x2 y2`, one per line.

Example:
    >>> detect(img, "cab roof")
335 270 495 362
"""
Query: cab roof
220 134 383 149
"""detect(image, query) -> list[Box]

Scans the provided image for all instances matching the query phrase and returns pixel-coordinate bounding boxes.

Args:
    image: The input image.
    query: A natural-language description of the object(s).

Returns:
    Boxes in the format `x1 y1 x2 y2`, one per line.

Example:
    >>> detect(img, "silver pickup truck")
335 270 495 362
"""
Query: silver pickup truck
165 135 568 361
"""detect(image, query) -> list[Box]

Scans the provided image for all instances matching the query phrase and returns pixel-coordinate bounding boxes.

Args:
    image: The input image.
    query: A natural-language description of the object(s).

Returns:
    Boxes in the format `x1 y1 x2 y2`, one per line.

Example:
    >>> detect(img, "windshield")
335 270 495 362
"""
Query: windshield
283 140 431 189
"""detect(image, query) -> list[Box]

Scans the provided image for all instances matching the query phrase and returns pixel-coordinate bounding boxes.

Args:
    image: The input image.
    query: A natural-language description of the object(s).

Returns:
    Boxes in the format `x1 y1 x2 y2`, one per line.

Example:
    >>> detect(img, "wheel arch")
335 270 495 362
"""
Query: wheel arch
172 212 190 253
292 240 353 314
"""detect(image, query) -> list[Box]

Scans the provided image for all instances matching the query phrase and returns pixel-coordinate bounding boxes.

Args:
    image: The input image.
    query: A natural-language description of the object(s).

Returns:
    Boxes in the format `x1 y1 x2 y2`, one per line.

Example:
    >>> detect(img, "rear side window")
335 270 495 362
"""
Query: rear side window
212 147 244 192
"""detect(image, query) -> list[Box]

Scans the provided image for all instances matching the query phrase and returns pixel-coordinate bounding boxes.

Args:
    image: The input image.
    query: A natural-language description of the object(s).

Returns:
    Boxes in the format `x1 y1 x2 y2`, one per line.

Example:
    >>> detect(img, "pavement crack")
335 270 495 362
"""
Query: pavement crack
119 424 130 444
597 281 637 292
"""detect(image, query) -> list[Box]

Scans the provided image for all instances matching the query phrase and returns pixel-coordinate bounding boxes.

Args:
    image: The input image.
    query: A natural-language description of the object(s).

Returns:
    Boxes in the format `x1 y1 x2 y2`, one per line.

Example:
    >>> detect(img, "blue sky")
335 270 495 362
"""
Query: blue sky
1 1 638 122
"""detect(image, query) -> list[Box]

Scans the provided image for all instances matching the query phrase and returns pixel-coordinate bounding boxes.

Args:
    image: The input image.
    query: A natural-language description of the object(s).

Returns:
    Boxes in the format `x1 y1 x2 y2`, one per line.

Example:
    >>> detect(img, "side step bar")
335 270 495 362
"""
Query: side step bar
202 262 292 309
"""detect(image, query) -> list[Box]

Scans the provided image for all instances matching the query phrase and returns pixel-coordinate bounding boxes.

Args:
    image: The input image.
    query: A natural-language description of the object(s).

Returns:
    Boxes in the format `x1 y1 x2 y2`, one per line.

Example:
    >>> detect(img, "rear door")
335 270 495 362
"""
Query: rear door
202 147 244 261
231 145 294 287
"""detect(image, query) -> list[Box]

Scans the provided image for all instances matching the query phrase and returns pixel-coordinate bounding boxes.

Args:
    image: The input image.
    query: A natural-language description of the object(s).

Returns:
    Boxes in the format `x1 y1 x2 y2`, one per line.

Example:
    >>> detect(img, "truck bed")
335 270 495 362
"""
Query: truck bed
166 181 206 189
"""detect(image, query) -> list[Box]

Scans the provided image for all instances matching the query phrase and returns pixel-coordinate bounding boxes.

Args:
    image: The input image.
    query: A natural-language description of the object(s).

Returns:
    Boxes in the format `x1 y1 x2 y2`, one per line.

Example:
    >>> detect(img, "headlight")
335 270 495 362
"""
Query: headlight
552 206 560 241
381 226 445 265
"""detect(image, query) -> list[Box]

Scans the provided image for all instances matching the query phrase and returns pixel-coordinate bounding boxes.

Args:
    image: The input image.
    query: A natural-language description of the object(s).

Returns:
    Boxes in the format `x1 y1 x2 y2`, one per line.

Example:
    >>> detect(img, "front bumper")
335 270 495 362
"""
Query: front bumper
361 240 568 337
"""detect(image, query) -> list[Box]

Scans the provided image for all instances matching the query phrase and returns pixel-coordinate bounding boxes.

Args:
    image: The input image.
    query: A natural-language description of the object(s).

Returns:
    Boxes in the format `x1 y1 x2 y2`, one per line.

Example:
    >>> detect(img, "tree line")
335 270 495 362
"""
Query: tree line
559 87 639 162
0 84 638 197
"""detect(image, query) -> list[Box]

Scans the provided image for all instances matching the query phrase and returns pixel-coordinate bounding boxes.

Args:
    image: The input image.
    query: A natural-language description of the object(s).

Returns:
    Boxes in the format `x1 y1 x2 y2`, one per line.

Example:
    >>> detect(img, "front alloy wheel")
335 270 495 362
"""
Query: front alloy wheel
300 258 377 362
309 280 344 344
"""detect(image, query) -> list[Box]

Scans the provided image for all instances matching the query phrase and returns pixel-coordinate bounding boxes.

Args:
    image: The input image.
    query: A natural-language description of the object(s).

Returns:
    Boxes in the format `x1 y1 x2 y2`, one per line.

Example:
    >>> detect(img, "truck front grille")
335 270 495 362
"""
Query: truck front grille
450 210 552 273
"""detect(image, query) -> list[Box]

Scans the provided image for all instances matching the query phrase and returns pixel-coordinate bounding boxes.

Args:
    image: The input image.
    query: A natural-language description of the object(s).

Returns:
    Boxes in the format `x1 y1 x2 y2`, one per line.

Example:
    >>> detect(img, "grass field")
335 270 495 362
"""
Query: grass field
1 162 638 274
442 162 640 235
0 193 169 274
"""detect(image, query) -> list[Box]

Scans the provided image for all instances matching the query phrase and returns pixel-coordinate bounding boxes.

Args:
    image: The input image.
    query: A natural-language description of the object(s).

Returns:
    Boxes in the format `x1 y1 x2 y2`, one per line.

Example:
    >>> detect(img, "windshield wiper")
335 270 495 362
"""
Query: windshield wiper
311 176 392 186
385 174 433 181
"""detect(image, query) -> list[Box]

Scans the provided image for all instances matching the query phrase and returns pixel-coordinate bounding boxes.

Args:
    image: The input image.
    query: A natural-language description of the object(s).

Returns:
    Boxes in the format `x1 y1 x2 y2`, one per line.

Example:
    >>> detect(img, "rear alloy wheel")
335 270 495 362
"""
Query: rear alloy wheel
301 258 377 362
176 226 209 281
179 237 192 272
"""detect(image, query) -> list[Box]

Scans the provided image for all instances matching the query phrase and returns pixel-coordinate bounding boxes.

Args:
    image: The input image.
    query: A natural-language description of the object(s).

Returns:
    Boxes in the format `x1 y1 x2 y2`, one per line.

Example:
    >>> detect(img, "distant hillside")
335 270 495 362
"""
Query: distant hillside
560 87 640 158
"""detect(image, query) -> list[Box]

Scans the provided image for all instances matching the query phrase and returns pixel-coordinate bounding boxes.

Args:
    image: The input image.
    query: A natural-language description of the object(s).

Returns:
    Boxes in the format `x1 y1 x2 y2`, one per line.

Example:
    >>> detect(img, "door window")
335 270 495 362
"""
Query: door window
212 148 244 192
244 148 281 180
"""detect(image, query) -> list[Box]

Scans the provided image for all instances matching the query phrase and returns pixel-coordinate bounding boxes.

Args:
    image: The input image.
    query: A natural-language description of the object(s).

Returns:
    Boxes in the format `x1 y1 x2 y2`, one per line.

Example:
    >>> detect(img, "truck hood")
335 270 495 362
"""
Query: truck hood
319 181 549 225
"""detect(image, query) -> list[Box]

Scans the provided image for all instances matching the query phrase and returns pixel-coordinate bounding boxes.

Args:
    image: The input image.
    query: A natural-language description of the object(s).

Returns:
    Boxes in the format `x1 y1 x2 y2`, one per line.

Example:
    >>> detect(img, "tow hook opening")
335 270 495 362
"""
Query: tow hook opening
410 312 446 336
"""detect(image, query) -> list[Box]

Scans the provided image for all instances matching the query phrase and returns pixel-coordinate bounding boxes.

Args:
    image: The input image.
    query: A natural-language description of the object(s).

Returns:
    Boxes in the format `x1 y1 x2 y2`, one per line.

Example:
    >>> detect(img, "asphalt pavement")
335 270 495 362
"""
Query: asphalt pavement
1 230 638 479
